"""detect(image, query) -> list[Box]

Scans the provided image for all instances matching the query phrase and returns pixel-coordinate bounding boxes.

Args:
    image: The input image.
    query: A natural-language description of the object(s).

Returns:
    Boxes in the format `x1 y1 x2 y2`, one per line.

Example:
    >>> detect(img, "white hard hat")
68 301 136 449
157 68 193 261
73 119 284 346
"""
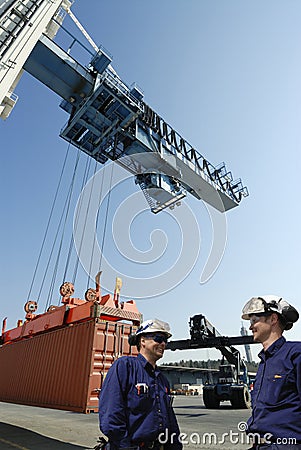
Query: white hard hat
135 318 172 338
242 295 299 330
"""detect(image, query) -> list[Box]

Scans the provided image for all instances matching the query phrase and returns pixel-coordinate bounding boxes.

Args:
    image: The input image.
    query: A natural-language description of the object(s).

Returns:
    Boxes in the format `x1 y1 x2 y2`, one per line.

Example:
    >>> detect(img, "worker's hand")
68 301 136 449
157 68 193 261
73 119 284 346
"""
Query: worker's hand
94 436 107 449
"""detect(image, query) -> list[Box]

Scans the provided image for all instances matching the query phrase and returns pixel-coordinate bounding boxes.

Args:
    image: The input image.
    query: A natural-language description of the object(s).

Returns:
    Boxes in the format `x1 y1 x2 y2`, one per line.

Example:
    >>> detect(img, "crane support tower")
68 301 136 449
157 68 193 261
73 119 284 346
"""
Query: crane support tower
167 314 255 409
0 0 71 119
0 1 249 214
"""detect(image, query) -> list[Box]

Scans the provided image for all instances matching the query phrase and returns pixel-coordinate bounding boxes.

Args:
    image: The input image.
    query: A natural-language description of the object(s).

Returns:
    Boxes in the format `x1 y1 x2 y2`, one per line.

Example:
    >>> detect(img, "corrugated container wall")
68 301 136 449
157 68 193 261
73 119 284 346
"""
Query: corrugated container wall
0 319 138 412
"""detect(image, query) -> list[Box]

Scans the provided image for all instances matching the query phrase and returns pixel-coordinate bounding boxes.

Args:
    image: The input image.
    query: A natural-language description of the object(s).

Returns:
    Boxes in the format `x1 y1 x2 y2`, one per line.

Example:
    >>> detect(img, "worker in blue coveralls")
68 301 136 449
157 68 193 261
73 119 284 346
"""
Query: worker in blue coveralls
241 295 301 449
98 319 183 450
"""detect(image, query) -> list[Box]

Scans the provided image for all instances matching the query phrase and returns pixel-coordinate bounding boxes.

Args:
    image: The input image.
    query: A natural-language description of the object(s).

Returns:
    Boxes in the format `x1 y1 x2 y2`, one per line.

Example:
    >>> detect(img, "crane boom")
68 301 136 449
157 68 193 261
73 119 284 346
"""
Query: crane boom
0 3 249 213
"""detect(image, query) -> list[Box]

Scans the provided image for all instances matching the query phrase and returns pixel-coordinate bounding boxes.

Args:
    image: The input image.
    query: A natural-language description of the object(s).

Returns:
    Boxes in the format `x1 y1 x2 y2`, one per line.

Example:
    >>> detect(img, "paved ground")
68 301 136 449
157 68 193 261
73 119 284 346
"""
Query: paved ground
0 397 252 450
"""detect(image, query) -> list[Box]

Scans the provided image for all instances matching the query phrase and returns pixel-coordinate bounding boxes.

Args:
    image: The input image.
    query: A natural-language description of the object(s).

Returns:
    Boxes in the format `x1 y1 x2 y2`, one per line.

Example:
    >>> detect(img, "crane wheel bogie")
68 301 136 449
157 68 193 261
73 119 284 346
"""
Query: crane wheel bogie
203 386 220 409
230 385 251 409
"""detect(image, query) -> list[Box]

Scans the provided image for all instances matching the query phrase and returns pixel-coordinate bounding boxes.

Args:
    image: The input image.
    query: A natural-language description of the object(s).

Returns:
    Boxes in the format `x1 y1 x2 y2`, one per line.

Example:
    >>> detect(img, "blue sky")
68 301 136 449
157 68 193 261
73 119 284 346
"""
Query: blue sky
1 0 301 362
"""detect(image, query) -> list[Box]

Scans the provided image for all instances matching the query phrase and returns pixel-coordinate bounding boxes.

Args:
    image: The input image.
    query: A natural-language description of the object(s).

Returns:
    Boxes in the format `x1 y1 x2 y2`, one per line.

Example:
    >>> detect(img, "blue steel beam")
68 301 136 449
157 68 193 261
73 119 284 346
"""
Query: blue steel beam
24 34 94 105
23 31 249 213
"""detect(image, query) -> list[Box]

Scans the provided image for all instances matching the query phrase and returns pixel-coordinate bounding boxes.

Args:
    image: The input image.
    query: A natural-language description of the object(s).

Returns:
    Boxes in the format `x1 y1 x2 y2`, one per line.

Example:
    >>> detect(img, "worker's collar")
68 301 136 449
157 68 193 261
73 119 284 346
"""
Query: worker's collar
258 335 286 360
137 353 160 375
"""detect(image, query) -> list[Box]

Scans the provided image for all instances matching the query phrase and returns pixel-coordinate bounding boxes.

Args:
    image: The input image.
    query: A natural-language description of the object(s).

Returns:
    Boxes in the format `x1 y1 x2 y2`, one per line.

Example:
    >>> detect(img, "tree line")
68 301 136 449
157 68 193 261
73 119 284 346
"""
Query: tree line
162 359 259 372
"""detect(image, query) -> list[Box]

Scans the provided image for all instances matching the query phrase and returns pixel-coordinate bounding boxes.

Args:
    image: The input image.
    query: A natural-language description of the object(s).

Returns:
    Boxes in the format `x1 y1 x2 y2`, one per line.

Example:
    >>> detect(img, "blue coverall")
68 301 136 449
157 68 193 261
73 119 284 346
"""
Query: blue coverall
99 353 183 449
247 336 301 449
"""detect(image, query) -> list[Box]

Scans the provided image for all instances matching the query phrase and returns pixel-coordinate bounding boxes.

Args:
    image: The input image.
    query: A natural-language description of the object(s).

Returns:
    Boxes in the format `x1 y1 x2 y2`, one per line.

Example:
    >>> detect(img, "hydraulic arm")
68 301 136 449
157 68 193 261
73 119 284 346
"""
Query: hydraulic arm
166 314 255 409
166 314 254 352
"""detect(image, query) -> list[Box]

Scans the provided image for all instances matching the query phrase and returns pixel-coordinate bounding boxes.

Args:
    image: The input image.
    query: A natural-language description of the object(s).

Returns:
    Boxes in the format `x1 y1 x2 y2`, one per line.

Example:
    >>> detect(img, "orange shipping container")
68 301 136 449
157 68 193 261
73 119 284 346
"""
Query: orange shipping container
0 319 138 413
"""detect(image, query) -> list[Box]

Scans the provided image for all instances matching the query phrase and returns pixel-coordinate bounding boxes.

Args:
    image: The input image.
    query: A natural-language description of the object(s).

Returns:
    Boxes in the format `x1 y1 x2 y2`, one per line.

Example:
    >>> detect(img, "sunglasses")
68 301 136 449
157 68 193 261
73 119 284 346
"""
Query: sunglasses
249 316 262 326
145 334 168 344
249 312 272 326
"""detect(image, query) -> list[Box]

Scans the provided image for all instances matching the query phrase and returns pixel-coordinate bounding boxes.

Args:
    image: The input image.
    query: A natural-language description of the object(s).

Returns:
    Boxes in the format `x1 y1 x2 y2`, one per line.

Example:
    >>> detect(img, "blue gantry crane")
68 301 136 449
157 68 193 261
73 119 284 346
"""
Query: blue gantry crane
0 0 248 213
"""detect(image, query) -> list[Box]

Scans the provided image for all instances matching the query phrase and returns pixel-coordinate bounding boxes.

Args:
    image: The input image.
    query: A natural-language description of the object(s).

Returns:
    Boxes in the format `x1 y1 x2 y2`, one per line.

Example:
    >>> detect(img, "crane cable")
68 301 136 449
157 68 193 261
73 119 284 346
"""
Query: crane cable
37 181 72 306
72 158 99 284
27 136 116 309
86 159 106 291
27 142 71 302
99 162 115 269
64 156 99 289
73 160 114 289
63 154 93 283
44 149 81 309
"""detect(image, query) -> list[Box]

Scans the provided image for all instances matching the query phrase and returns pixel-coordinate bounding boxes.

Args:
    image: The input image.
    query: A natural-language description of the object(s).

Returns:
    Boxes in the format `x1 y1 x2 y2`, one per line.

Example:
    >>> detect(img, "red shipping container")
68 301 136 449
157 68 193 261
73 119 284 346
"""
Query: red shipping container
0 319 138 413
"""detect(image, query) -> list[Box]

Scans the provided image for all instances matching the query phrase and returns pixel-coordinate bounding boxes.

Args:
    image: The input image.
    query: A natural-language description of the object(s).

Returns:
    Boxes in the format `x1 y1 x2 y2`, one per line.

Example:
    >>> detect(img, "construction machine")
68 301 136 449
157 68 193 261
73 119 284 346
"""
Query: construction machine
167 314 255 409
